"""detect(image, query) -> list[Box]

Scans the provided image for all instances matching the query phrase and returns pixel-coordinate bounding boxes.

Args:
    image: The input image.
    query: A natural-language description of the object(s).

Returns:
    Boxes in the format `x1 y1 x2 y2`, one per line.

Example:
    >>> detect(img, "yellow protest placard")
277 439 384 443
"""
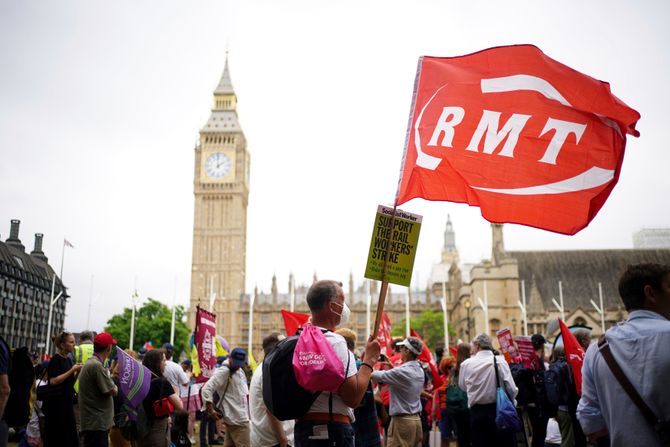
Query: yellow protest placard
364 205 422 287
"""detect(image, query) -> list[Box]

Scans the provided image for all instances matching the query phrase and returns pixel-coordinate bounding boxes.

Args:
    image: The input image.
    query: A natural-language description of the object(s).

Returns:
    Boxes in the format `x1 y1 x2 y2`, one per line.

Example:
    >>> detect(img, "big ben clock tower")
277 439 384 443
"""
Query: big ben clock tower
189 57 250 346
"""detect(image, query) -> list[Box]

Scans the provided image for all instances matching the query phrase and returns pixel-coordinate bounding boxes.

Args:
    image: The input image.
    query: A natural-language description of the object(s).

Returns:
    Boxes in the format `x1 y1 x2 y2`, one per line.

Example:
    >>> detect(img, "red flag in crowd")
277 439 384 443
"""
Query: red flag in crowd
410 329 444 388
559 319 586 395
388 352 404 367
377 312 394 356
396 44 640 235
281 309 310 336
449 346 458 358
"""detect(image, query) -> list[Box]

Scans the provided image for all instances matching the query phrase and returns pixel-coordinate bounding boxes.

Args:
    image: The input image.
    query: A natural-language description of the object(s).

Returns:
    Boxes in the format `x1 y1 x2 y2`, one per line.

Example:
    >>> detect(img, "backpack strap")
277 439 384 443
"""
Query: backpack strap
597 336 664 433
493 354 513 401
221 365 232 399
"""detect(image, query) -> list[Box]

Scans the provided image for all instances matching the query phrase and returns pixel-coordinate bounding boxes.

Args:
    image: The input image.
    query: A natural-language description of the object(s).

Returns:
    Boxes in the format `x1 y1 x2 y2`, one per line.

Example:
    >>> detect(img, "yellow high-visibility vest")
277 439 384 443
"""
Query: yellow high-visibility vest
73 342 94 393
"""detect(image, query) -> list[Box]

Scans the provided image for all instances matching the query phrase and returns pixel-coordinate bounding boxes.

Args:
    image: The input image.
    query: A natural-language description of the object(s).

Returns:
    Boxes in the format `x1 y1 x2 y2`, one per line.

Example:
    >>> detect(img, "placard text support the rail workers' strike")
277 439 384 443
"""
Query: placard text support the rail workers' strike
364 205 422 287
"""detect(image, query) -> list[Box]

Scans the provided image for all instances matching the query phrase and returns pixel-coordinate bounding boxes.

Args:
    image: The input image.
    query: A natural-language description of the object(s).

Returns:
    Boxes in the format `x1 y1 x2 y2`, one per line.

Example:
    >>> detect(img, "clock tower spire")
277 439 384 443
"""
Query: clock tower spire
189 56 250 346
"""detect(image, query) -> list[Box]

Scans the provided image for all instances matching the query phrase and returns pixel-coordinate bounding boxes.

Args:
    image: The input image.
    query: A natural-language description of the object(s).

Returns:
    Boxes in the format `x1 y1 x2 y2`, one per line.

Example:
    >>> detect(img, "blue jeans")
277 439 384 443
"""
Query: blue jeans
294 420 354 447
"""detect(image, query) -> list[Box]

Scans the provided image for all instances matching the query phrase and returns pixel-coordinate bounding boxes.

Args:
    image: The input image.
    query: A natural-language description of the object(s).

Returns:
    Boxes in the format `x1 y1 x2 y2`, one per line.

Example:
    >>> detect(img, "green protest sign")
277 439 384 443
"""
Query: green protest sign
364 205 422 287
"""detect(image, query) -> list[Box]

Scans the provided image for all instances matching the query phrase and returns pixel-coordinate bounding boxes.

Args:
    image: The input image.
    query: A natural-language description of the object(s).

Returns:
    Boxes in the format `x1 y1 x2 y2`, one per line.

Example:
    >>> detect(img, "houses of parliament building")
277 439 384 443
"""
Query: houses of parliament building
188 59 670 360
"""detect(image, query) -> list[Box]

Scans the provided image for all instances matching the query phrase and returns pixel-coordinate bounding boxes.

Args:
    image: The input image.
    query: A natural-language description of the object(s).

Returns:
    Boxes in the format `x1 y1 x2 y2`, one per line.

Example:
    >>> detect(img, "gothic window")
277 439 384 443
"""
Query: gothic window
490 318 501 337
357 330 365 344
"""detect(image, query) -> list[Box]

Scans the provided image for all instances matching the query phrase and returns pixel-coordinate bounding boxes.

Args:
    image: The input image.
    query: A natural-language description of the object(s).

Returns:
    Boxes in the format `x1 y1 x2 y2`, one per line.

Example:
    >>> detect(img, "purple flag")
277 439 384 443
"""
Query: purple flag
116 347 152 412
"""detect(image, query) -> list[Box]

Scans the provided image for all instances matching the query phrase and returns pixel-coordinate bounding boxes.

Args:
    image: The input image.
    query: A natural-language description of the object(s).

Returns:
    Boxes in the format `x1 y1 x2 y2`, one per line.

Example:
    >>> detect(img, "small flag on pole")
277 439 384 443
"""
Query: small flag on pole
64 239 74 248
281 310 310 336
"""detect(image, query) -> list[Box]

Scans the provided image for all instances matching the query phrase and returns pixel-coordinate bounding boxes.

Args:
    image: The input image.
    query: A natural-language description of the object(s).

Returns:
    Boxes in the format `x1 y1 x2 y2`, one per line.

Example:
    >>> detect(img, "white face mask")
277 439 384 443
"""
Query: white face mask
331 301 351 326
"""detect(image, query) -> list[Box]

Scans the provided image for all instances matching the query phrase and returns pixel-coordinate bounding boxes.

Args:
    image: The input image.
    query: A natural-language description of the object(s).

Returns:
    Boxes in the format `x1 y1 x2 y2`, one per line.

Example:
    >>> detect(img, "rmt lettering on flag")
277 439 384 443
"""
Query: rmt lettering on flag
396 45 640 235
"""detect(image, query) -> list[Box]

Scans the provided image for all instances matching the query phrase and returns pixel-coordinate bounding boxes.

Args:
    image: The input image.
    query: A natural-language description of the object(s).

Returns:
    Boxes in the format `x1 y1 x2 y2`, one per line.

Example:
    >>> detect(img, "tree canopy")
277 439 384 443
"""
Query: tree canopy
391 309 455 351
104 298 190 356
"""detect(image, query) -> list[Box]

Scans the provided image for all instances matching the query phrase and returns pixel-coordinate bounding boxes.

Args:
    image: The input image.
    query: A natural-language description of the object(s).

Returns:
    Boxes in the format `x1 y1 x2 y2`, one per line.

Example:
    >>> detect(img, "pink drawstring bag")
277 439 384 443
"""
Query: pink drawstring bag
292 325 345 392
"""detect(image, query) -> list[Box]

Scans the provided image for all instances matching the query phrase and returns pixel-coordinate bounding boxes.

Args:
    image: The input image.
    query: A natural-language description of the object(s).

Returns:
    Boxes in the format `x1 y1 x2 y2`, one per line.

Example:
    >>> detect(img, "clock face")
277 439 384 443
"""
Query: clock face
205 153 232 179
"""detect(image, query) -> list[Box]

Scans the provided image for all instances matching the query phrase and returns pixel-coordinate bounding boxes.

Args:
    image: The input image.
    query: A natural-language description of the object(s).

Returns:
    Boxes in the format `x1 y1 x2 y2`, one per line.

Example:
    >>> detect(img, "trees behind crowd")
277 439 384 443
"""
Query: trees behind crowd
104 298 190 354
392 309 455 349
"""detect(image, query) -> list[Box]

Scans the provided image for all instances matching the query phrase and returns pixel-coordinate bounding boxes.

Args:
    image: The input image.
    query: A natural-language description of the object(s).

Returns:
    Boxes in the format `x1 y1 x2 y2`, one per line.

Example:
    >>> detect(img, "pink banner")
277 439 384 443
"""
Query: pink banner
514 335 539 369
194 307 217 383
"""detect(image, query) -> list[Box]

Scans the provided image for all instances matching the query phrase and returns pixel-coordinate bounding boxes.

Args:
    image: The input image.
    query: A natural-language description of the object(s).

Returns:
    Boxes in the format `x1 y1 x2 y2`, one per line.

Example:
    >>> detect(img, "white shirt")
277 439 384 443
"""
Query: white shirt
201 361 250 426
307 330 358 421
459 350 518 407
545 418 562 444
250 362 295 447
163 359 189 389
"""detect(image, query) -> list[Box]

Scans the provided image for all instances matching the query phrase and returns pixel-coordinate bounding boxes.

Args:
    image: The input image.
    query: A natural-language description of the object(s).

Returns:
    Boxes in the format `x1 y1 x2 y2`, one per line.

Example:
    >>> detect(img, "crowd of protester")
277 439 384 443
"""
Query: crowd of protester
0 263 668 447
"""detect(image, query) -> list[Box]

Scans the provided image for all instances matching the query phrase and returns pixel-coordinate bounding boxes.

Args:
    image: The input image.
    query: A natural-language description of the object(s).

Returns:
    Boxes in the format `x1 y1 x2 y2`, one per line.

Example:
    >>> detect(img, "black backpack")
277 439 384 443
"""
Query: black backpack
114 401 151 441
509 362 535 406
262 329 325 421
532 365 558 419
545 360 570 408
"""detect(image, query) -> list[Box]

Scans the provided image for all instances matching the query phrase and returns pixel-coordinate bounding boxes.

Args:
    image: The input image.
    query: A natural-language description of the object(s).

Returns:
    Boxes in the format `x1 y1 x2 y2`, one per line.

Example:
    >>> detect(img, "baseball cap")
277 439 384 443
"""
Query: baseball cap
162 342 174 351
229 347 248 367
93 332 118 349
531 334 546 349
397 337 423 356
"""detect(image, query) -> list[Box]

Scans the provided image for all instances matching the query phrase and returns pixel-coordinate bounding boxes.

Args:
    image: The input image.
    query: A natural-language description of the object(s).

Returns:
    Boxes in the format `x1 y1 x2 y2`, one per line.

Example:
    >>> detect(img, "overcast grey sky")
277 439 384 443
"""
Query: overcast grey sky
1 1 668 333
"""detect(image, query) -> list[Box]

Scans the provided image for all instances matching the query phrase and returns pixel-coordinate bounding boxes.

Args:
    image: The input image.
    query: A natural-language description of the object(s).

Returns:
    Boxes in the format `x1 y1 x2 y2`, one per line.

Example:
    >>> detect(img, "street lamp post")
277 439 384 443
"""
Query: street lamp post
129 290 139 350
477 281 490 337
464 299 472 341
45 275 63 356
441 282 449 351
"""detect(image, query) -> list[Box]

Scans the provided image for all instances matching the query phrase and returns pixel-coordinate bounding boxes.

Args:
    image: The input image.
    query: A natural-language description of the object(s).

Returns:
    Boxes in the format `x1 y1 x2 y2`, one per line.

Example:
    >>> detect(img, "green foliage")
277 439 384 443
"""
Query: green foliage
391 309 456 351
104 298 190 356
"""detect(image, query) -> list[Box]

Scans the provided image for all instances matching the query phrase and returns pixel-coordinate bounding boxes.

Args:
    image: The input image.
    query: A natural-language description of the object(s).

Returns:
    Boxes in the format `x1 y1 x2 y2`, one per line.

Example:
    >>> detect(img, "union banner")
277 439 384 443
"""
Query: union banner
194 306 217 383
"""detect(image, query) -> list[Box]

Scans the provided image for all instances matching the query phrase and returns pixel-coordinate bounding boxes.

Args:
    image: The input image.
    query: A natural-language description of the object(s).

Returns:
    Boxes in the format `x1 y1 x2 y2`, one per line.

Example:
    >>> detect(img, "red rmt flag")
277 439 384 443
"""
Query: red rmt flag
396 45 640 235
559 319 586 395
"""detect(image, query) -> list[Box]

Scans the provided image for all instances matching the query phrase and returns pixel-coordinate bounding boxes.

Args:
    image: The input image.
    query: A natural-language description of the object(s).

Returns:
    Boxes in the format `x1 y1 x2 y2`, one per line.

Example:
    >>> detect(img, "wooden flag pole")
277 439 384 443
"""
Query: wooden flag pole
372 67 420 338
372 204 398 338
